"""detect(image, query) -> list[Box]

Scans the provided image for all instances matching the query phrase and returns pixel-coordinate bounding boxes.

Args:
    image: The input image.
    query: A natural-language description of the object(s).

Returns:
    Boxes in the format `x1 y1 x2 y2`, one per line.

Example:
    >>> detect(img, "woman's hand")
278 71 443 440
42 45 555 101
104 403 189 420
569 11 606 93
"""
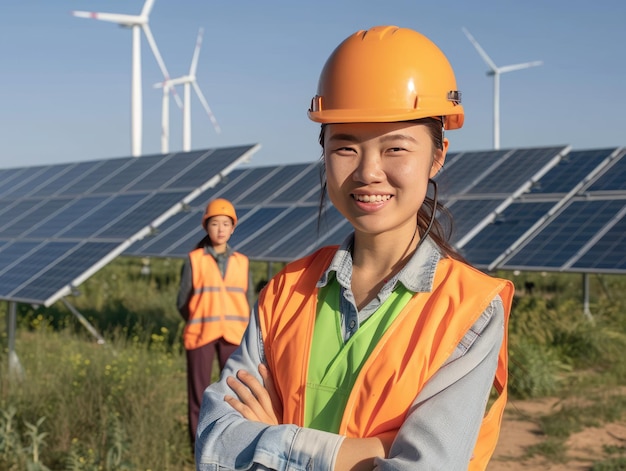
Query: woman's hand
224 364 282 425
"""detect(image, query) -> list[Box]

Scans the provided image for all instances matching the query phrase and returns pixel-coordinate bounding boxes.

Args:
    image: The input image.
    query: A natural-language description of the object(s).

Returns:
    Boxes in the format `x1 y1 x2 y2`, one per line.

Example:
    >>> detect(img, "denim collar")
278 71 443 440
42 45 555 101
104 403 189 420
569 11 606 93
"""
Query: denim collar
317 233 443 294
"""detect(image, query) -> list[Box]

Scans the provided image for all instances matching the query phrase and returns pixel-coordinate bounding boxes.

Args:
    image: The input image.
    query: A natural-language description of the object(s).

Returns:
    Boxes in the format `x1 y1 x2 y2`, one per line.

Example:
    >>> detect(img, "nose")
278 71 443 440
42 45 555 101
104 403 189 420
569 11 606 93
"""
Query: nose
352 151 384 184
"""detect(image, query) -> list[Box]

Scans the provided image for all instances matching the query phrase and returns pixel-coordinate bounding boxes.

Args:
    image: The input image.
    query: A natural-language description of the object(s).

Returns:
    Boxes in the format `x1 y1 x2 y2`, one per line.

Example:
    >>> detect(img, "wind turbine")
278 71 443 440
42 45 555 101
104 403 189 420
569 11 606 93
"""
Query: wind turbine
155 27 221 153
72 0 181 157
462 27 542 150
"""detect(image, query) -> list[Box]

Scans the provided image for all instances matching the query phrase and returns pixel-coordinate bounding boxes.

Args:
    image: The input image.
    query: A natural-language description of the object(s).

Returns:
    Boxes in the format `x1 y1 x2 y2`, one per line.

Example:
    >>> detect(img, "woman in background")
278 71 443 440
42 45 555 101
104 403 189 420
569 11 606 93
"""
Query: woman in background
177 198 251 451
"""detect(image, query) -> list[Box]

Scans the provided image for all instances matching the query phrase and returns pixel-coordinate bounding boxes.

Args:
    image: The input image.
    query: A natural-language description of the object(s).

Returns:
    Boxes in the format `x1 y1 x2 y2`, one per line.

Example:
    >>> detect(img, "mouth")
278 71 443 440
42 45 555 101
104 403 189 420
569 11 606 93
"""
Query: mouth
352 194 392 203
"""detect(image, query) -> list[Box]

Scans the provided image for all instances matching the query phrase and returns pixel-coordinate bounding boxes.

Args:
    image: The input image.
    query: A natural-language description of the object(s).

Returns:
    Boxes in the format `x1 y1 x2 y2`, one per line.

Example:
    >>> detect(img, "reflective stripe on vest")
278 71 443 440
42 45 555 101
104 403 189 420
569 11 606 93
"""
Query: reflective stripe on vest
257 246 514 470
183 249 250 349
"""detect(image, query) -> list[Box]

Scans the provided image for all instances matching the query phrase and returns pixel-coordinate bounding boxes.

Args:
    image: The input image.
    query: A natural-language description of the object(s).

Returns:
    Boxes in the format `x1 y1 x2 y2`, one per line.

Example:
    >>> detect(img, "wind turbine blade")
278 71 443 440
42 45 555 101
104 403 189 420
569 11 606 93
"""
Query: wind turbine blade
140 0 156 18
462 27 498 72
72 10 141 25
142 24 183 109
498 61 543 74
141 24 170 80
192 81 221 133
190 27 204 76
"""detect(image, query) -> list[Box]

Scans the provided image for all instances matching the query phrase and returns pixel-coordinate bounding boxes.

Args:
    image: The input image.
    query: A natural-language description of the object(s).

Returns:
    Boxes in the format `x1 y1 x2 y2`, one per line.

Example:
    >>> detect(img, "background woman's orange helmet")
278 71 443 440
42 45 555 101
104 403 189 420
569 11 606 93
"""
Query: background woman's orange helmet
201 198 237 230
308 25 464 130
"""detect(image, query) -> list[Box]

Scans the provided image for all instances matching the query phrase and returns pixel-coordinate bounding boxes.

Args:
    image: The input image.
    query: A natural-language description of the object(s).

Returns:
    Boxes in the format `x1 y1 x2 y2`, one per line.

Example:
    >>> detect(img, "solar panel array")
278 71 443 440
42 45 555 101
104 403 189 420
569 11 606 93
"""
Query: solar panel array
129 144 626 275
4 142 621 304
129 147 531 261
0 144 259 306
491 148 626 273
457 148 615 267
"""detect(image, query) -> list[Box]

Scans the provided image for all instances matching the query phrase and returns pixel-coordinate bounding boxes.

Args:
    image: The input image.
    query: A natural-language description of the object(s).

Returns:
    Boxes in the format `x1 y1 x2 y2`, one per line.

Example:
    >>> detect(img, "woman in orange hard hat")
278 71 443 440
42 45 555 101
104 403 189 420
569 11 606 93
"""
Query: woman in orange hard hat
195 26 514 470
176 198 251 451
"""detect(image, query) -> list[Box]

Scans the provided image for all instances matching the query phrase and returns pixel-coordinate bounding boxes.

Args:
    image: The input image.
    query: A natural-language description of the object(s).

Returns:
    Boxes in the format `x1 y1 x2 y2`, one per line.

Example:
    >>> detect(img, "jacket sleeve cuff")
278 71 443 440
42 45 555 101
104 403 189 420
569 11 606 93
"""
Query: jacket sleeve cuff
290 427 345 471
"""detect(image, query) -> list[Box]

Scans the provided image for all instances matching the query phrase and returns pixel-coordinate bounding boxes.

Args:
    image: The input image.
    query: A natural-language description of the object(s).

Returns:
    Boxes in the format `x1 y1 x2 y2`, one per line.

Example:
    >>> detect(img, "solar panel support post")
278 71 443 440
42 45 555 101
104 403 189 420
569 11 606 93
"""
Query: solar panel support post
7 301 24 381
60 298 106 345
582 274 593 320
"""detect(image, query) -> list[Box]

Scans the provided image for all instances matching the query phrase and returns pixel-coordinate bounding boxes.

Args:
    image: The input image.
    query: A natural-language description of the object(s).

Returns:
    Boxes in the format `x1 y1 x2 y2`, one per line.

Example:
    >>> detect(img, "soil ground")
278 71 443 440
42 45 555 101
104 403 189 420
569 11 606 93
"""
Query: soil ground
488 396 626 470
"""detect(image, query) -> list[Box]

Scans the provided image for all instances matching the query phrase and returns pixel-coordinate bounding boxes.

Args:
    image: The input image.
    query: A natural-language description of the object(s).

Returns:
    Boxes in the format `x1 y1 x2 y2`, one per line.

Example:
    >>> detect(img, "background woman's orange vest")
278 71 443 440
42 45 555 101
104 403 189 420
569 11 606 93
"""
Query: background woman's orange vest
183 250 249 350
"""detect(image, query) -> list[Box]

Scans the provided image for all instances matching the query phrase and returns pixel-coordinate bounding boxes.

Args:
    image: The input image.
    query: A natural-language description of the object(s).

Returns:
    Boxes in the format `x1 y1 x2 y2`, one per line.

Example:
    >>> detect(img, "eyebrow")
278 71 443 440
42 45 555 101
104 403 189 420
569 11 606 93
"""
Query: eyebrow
326 133 358 142
327 132 420 144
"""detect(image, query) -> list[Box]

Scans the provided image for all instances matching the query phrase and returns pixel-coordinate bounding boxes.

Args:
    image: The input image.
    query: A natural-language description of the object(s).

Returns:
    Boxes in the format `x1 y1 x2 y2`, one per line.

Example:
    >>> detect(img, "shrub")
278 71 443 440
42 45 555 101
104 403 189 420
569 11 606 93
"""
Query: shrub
508 340 570 399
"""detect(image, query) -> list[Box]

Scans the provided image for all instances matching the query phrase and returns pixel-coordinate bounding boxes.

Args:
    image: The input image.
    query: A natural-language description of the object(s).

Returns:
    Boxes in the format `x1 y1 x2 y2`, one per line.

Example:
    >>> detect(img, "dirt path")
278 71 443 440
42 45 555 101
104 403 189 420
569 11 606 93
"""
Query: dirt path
488 396 626 470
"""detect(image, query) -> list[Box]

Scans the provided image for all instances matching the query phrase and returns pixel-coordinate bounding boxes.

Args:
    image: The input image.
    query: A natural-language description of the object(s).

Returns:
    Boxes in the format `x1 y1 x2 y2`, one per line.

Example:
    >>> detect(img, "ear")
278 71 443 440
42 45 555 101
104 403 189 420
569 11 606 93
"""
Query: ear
429 138 449 178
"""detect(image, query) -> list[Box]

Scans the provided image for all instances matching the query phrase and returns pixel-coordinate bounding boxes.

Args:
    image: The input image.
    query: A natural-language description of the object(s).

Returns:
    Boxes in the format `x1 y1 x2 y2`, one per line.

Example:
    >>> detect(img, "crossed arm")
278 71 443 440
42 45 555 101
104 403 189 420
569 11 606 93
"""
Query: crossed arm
224 364 393 471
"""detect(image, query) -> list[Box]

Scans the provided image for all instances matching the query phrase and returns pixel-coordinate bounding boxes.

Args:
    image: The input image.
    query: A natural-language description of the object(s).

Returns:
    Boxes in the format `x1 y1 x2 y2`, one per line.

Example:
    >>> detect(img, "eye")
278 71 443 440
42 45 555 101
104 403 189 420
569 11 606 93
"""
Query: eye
331 146 357 156
386 147 408 155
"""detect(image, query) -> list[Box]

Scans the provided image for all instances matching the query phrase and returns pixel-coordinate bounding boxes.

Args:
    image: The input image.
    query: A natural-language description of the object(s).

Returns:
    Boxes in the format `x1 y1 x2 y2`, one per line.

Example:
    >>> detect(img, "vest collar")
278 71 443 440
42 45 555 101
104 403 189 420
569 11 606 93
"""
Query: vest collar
204 243 233 259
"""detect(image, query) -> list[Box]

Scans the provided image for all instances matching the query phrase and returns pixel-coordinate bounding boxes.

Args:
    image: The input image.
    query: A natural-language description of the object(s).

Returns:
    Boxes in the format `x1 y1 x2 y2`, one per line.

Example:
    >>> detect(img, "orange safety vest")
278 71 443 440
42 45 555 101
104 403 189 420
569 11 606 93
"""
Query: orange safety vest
183 249 250 350
257 246 514 470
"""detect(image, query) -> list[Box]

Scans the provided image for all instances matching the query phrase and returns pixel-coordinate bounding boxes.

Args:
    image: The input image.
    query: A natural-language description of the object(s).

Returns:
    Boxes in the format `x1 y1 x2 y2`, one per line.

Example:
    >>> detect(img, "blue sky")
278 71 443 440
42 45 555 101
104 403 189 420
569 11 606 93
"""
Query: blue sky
1 0 625 170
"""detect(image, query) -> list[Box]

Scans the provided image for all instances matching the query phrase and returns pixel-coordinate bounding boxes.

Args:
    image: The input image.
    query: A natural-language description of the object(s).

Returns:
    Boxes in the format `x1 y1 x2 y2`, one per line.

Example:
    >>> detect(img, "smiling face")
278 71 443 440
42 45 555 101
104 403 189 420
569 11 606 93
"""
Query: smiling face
324 121 447 245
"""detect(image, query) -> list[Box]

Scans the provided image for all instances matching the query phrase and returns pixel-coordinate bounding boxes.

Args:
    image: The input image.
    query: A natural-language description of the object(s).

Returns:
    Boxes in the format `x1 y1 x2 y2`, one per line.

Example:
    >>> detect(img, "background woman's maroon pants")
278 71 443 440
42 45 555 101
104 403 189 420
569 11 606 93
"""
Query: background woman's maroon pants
186 337 238 450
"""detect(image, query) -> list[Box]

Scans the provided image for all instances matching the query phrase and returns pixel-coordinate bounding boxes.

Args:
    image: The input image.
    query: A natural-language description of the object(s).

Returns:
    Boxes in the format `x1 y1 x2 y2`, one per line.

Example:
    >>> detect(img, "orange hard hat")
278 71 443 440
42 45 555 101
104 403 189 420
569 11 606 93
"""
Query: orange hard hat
201 198 237 230
308 25 464 130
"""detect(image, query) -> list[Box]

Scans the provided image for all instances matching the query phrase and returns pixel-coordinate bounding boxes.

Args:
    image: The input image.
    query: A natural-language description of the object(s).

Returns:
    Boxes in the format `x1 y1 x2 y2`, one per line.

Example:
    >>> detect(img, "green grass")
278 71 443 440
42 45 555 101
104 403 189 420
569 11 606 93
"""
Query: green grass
591 446 626 470
0 326 191 470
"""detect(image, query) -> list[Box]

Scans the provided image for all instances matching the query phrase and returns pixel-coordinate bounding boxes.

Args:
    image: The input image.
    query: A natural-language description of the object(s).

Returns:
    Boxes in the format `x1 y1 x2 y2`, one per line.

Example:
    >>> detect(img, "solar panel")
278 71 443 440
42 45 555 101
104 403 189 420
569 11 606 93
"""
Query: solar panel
0 168 27 195
440 146 569 249
0 166 51 198
447 199 505 244
467 147 566 195
127 161 325 261
236 164 314 205
526 148 615 195
500 199 624 270
236 206 319 255
586 154 626 191
0 144 259 306
570 213 626 272
493 148 626 273
461 201 562 268
255 205 352 262
435 150 510 197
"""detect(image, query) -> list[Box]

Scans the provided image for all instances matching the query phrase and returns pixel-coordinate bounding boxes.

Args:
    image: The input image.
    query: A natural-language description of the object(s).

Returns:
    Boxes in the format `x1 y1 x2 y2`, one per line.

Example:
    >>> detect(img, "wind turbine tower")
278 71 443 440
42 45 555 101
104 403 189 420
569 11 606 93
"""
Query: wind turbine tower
462 27 542 150
72 0 180 157
156 27 221 153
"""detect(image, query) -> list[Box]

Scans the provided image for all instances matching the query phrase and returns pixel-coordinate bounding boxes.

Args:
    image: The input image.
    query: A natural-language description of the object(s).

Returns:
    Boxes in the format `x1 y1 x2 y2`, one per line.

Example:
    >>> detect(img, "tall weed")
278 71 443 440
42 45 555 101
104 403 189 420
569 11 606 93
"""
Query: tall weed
0 324 191 470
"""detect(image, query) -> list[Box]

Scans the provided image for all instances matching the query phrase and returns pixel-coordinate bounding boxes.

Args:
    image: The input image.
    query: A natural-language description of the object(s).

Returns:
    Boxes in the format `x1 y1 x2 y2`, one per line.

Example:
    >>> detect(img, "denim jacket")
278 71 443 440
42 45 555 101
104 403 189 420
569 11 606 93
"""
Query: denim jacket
195 235 505 470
